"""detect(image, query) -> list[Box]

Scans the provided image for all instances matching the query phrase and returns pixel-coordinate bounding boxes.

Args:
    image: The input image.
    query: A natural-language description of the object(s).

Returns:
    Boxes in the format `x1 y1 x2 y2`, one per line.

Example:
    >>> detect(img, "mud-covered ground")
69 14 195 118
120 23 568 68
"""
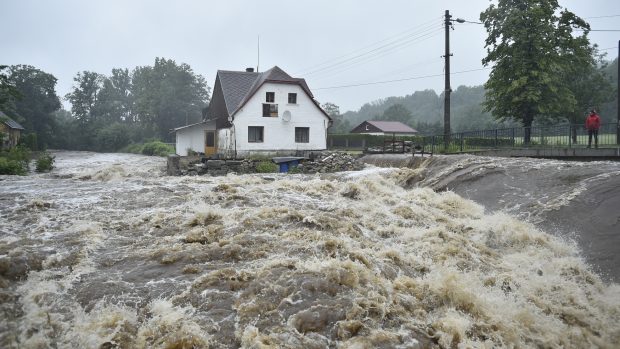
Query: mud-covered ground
1 151 619 348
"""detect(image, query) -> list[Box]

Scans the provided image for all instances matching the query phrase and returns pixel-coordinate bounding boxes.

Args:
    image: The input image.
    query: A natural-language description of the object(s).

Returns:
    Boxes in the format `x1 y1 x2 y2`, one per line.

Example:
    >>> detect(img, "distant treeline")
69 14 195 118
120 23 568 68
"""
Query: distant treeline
1 56 617 151
330 58 617 135
0 58 210 151
331 86 519 135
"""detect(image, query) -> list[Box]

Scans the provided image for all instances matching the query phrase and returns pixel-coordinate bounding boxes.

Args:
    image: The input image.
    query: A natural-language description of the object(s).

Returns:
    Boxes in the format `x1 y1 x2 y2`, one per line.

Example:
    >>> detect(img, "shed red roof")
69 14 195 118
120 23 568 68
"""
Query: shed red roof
352 120 417 134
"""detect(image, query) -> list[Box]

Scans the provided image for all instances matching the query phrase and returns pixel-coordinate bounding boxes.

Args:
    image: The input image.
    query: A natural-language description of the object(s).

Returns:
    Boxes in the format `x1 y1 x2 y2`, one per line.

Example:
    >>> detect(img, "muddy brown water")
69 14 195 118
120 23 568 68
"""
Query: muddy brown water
1 151 619 348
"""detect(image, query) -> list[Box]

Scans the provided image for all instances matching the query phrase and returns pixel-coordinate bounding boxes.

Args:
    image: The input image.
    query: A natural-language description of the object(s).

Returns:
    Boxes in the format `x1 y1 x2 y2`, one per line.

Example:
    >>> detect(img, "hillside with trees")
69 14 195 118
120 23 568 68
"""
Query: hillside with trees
331 85 518 135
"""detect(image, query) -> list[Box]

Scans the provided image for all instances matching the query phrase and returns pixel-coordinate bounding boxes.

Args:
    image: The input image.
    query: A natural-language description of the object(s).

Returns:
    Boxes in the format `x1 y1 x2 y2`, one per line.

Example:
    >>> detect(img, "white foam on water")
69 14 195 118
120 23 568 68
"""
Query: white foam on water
1 151 619 348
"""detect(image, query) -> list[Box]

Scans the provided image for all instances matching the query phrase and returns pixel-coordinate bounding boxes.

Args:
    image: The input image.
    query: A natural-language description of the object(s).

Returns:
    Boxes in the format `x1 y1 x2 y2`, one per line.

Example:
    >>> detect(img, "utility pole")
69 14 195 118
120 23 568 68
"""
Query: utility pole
617 40 619 145
443 10 452 148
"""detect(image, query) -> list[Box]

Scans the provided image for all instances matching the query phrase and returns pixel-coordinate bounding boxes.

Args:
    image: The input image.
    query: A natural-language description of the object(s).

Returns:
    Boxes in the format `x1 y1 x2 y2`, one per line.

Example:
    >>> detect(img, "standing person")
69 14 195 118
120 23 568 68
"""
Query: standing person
585 109 601 148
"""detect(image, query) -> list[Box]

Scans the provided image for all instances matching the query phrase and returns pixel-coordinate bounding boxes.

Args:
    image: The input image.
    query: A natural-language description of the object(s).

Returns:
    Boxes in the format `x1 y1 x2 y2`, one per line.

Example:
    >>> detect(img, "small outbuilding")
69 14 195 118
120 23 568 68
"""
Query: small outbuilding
350 120 418 136
174 120 216 156
0 111 25 149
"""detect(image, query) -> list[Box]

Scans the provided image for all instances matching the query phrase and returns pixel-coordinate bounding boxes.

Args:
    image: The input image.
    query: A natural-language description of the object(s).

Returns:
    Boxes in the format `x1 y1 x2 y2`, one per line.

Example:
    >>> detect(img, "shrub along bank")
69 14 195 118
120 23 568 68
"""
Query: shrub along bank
120 141 175 157
0 146 55 175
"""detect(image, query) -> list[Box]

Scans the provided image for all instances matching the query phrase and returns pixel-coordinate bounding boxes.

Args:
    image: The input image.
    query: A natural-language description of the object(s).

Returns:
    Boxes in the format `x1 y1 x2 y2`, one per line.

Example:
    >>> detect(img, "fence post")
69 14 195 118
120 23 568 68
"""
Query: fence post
460 133 464 152
568 125 572 148
511 128 515 147
494 129 498 148
432 136 435 154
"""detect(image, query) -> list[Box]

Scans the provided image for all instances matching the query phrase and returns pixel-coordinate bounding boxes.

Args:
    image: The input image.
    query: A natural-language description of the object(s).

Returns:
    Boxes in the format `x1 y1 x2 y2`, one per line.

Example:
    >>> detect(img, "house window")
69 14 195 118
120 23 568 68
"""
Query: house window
266 92 275 103
248 126 264 143
288 93 297 104
262 103 278 117
295 127 309 143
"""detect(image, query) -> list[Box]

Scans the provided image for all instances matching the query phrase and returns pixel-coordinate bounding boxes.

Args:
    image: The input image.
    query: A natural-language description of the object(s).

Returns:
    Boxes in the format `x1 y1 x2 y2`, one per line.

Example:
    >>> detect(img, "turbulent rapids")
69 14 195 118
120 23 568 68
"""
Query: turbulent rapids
1 151 619 348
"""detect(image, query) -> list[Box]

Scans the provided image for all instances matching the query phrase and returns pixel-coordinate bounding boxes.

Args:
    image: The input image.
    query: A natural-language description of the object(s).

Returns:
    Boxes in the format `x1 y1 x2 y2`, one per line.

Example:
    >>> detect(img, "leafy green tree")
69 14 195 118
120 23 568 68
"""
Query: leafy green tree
380 104 413 124
323 102 350 133
132 58 210 140
96 68 133 123
0 65 21 112
599 58 618 124
6 65 61 149
65 71 104 124
95 122 131 152
565 55 614 142
480 0 593 143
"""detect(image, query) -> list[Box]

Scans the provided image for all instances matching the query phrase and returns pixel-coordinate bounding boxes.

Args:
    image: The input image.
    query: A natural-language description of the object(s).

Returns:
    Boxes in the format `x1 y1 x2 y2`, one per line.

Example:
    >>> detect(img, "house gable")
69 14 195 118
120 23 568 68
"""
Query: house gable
231 82 330 155
206 66 330 131
350 120 417 134
351 121 382 134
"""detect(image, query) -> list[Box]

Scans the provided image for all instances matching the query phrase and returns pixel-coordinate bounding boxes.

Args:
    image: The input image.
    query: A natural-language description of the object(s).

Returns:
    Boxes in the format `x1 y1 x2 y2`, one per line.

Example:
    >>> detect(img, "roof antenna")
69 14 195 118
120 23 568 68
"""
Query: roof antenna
257 35 260 73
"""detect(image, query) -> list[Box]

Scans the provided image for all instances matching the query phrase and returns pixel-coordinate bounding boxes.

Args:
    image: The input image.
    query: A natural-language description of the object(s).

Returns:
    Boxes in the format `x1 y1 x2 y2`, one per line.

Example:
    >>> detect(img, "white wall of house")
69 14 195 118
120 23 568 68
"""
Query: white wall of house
216 128 235 158
230 83 329 156
175 123 206 156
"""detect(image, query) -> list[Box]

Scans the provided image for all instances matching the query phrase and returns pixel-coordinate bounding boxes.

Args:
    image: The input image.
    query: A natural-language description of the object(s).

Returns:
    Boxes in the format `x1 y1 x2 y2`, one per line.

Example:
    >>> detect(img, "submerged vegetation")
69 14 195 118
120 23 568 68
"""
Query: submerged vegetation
121 141 175 157
35 152 55 173
0 146 30 175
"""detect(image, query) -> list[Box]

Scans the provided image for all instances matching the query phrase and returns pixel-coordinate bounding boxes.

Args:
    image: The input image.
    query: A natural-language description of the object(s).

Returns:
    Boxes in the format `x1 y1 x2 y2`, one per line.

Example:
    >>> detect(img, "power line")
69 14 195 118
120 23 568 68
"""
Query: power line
583 14 620 19
306 28 443 79
302 24 443 77
314 67 491 90
295 16 442 75
575 29 620 32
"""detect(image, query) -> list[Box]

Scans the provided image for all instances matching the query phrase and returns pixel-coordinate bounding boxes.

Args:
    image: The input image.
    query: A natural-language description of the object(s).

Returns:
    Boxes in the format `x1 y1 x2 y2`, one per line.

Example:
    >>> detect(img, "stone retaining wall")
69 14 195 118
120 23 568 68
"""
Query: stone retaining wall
167 151 365 176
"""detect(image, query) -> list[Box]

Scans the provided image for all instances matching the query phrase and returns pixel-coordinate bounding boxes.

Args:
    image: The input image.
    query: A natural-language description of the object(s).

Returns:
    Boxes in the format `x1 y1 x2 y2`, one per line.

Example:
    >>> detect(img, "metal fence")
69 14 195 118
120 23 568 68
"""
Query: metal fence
419 122 620 154
327 123 620 154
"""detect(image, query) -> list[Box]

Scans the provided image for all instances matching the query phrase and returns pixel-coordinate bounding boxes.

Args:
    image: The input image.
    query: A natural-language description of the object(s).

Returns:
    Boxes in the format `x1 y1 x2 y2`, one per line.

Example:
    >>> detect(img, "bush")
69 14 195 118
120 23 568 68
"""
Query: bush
0 157 27 175
120 143 144 154
95 123 131 152
20 133 39 151
255 161 278 173
4 146 31 162
36 152 55 173
141 141 175 157
0 146 31 175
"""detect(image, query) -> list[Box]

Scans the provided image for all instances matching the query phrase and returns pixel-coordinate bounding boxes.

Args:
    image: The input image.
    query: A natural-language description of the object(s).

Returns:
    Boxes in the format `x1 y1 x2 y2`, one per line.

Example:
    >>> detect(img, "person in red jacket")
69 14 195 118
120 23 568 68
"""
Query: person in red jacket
585 109 601 148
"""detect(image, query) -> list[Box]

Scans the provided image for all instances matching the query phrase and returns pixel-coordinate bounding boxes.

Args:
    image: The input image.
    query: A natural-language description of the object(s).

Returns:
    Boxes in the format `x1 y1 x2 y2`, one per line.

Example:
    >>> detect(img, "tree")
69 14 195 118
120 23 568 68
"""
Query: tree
380 104 413 124
96 68 133 123
480 0 593 143
0 65 21 112
565 55 614 142
323 102 348 133
65 71 104 124
6 65 61 149
132 58 210 140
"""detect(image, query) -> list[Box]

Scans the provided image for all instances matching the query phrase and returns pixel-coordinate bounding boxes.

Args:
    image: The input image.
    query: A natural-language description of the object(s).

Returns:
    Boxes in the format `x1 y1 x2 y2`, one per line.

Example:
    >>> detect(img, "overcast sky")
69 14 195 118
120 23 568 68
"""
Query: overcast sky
2 0 618 113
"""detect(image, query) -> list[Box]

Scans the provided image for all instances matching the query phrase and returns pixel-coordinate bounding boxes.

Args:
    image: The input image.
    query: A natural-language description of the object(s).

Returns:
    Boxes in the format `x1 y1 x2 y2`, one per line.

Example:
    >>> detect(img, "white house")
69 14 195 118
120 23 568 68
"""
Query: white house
175 66 331 158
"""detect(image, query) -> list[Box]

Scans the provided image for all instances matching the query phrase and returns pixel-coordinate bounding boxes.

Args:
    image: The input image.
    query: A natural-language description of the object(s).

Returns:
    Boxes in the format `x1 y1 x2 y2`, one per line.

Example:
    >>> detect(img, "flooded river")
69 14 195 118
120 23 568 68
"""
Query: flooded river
1 151 619 348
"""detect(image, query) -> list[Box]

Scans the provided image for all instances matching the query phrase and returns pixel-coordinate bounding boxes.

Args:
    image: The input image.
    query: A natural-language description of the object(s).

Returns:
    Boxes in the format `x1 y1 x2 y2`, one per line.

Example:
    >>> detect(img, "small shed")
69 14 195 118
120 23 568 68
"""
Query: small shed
350 120 418 136
0 111 25 149
174 120 216 156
